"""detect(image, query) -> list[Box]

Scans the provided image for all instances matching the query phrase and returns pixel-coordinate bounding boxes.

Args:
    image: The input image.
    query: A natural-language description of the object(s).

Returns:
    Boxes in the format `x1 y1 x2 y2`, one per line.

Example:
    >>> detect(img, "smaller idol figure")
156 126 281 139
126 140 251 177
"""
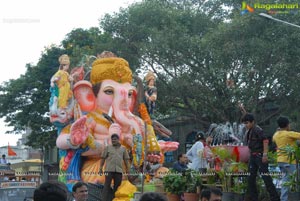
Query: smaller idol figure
50 54 73 109
144 71 157 115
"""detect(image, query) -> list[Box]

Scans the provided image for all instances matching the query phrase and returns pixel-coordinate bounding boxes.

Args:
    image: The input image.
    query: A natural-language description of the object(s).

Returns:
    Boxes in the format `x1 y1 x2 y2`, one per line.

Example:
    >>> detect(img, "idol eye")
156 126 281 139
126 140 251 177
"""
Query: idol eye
104 89 114 95
60 111 66 116
128 91 133 98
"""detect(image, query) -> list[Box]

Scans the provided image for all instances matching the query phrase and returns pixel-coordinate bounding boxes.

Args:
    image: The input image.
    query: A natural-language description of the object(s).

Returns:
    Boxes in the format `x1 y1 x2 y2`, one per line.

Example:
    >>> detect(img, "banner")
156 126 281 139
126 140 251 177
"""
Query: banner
8 143 17 156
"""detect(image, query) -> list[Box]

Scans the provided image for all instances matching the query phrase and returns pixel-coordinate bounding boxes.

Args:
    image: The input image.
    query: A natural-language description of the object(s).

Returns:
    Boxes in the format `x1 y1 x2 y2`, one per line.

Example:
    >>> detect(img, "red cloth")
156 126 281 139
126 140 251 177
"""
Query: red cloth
8 144 17 156
232 146 240 162
215 157 221 171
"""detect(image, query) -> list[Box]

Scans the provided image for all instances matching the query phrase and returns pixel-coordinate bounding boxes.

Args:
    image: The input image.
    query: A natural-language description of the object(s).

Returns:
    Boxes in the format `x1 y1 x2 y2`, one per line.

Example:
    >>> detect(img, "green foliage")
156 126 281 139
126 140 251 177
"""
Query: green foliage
183 169 202 193
279 142 300 164
213 147 232 161
162 170 186 195
162 169 202 194
267 150 278 165
282 172 299 192
99 0 300 125
0 46 65 148
0 27 115 148
1 0 300 149
279 142 300 192
212 146 248 192
231 176 247 194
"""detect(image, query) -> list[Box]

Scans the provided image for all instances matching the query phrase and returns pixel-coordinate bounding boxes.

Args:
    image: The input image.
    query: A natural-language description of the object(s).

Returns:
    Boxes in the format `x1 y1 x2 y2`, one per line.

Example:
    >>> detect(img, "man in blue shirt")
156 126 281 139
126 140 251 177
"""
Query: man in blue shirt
172 153 188 172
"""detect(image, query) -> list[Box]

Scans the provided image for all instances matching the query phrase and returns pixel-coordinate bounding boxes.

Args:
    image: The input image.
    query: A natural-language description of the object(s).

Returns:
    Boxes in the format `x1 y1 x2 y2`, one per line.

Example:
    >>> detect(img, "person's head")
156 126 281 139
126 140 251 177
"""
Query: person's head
145 71 156 86
201 188 211 201
210 188 222 201
148 78 155 87
2 154 5 158
206 136 213 145
111 134 120 146
139 192 167 201
72 182 88 201
178 153 188 164
241 113 255 130
58 54 70 71
33 181 68 201
201 188 222 201
277 116 290 130
195 131 205 142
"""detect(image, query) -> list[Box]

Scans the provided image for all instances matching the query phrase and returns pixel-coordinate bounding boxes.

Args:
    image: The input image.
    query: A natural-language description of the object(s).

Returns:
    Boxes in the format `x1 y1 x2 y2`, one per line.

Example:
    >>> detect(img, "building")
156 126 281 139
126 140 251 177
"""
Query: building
0 127 43 183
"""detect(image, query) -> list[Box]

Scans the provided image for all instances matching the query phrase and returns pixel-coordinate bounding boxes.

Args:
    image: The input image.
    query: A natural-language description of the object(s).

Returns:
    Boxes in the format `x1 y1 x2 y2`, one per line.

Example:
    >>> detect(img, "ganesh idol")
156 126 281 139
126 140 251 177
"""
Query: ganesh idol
55 52 178 185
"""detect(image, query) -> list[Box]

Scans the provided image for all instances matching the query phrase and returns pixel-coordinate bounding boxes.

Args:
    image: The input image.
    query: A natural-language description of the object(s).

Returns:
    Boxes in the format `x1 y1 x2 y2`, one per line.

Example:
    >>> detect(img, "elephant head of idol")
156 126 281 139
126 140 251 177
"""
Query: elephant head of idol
73 53 141 134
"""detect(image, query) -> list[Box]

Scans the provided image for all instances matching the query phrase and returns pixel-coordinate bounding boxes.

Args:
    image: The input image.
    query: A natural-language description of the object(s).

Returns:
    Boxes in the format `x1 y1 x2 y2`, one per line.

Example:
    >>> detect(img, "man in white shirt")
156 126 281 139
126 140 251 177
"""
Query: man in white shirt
186 132 205 171
0 154 7 164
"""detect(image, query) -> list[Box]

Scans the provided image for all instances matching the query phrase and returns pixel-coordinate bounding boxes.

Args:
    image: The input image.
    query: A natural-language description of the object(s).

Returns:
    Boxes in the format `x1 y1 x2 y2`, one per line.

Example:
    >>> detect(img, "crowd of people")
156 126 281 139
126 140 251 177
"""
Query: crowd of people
3 112 300 201
165 112 300 201
32 181 87 201
170 130 214 174
70 113 300 201
138 187 222 201
32 181 222 201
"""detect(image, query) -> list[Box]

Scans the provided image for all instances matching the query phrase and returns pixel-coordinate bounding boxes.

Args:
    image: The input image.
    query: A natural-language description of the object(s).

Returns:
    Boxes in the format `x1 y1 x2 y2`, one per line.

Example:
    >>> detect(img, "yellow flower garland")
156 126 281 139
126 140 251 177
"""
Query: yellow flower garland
138 103 152 125
130 103 153 167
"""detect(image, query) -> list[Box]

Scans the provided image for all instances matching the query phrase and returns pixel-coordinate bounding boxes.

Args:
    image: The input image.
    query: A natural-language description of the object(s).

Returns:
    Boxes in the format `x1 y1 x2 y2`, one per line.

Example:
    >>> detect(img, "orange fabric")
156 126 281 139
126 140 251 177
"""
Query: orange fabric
8 144 17 156
80 157 105 183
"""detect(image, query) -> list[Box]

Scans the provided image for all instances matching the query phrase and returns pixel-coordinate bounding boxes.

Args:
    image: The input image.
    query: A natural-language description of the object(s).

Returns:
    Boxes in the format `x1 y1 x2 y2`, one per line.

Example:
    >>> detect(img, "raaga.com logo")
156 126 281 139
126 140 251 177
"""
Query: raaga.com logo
241 2 299 15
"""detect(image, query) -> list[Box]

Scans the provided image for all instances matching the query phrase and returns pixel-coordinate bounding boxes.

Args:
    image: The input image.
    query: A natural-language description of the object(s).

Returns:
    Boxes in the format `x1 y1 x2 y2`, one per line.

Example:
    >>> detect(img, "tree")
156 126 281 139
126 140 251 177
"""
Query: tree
1 0 300 148
0 46 66 148
201 12 300 126
100 0 221 123
0 26 119 148
100 0 300 127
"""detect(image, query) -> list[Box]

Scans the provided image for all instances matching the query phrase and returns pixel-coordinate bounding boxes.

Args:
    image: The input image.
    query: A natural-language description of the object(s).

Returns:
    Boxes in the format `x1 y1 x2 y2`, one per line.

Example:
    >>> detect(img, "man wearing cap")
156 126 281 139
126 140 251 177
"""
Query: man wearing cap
100 133 130 201
186 131 206 171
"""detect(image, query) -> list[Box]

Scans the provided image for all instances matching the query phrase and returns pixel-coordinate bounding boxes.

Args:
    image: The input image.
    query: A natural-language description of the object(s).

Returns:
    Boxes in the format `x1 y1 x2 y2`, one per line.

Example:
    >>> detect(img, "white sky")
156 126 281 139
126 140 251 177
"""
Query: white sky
0 0 138 146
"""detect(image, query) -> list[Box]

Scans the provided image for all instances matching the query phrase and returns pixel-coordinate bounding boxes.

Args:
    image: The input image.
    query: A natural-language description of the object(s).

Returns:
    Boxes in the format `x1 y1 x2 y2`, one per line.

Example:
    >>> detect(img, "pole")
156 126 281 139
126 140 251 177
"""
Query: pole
259 13 300 29
141 121 148 193
296 155 299 192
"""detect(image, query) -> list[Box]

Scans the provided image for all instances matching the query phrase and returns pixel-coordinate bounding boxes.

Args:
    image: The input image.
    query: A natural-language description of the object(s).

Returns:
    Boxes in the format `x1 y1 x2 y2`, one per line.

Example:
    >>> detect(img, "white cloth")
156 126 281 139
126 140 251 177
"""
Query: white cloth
186 141 205 170
0 158 7 164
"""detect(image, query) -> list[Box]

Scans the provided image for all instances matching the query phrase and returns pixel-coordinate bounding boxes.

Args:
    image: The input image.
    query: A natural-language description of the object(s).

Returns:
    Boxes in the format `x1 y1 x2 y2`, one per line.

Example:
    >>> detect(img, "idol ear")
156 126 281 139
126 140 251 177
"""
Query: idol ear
129 87 137 113
131 75 144 115
73 80 96 112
